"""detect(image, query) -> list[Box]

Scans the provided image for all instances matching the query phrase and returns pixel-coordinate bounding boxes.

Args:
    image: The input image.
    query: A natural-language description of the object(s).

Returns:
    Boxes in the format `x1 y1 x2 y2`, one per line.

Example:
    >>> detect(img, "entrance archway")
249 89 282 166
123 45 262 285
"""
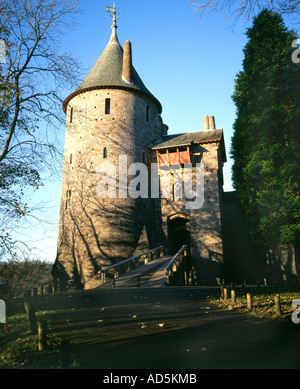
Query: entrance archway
167 213 190 255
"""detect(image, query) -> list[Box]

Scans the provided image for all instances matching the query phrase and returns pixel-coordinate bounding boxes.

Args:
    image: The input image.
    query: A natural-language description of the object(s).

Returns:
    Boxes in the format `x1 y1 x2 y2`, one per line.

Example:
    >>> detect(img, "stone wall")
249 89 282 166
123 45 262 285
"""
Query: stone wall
52 88 166 289
151 141 225 285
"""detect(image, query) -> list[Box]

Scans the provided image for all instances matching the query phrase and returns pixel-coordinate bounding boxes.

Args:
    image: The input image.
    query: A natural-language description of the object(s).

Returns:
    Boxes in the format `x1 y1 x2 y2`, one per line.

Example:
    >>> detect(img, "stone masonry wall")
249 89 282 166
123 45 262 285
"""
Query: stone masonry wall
152 141 224 285
53 88 166 289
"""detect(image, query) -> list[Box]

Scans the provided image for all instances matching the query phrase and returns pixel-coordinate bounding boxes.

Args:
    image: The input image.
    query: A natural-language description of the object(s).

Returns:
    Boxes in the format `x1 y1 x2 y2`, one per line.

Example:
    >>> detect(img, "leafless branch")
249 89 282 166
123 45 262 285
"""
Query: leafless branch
187 0 300 22
0 0 82 256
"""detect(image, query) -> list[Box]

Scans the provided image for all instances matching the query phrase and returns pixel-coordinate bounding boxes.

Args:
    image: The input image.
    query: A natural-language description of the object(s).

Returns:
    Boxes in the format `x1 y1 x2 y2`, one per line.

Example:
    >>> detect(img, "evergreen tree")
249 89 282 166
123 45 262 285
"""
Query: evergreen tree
231 9 300 285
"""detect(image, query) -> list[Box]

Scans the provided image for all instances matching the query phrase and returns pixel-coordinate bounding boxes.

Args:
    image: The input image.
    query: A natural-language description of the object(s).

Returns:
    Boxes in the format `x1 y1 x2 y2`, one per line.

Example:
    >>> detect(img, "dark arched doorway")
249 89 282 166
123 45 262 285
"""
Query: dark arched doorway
167 214 190 255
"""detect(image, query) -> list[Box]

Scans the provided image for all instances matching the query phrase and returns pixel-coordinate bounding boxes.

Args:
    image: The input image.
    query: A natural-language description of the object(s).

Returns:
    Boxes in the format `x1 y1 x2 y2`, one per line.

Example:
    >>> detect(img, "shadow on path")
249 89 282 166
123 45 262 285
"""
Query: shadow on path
47 287 299 369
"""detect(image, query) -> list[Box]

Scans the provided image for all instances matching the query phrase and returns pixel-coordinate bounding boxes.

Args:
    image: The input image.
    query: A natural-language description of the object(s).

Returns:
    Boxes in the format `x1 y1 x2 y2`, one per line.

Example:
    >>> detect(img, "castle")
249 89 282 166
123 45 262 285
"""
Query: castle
52 6 227 289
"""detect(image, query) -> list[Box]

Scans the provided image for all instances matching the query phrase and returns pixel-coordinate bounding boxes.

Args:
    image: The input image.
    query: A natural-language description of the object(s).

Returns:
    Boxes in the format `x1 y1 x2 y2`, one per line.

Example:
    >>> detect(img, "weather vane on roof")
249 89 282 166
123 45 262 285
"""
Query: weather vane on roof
106 2 120 28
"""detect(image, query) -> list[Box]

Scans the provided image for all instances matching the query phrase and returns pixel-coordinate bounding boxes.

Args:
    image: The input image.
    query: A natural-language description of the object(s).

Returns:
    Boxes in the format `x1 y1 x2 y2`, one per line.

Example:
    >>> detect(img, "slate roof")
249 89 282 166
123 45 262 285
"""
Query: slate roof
63 29 162 113
151 129 226 162
151 129 223 148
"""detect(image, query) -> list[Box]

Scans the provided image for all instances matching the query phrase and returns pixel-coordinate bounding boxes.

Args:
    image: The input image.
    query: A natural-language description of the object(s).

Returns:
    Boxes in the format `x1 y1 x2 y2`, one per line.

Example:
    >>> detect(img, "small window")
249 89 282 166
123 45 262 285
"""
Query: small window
146 106 150 122
103 147 107 158
65 190 71 209
70 107 73 123
173 183 182 201
105 98 111 115
70 154 73 164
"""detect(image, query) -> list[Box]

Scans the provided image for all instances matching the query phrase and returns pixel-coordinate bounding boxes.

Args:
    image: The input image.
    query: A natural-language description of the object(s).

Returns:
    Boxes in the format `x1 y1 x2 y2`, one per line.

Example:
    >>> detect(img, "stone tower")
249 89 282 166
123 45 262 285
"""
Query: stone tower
52 7 168 289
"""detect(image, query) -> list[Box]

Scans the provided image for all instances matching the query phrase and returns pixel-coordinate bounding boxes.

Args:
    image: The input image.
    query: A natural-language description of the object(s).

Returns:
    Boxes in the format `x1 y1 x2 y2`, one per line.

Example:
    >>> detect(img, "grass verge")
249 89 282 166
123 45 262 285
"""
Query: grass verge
209 287 300 322
0 298 63 368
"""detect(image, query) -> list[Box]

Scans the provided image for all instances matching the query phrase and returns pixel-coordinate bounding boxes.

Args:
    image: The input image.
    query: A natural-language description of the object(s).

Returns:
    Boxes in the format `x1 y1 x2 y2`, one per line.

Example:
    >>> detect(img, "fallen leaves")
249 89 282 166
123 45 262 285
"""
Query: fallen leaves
210 290 300 321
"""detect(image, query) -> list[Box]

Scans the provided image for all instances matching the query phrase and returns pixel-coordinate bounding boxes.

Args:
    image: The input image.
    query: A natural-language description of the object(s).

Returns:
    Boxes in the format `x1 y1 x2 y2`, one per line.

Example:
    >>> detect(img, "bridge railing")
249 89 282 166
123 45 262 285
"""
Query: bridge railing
164 245 188 285
99 246 165 285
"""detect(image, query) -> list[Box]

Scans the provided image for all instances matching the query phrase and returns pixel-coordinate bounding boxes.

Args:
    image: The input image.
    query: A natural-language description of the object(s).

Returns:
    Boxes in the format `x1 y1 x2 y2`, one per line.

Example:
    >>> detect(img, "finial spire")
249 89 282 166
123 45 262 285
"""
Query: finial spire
106 2 119 29
106 2 120 45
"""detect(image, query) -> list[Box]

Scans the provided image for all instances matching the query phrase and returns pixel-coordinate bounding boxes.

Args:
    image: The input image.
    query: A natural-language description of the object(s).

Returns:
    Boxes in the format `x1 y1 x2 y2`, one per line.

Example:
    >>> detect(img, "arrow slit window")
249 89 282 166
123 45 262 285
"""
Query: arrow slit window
65 190 71 209
105 98 111 115
103 147 107 159
70 107 73 123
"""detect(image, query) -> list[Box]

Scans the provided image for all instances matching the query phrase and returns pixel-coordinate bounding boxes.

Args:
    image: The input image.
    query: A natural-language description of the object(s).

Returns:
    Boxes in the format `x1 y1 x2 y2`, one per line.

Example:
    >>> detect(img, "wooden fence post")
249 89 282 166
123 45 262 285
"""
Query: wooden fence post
231 289 236 304
38 320 47 352
165 271 169 286
223 287 228 301
246 292 252 310
24 291 37 334
220 285 224 298
24 290 31 318
274 294 281 316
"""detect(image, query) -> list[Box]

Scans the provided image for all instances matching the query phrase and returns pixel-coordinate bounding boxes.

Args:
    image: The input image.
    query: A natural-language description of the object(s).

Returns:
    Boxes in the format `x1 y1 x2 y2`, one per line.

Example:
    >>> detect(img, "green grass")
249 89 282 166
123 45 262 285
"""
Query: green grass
209 288 300 321
0 299 63 368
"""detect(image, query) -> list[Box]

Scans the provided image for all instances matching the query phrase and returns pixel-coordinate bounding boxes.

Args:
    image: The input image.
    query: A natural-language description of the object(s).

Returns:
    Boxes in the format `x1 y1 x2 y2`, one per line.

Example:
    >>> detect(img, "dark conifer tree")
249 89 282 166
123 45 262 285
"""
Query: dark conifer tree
231 9 300 284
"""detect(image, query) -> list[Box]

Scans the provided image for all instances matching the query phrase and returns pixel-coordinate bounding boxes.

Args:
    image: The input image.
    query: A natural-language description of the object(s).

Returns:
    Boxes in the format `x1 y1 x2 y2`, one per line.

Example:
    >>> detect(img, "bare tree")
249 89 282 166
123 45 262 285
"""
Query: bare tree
187 0 300 21
0 0 82 256
0 256 51 298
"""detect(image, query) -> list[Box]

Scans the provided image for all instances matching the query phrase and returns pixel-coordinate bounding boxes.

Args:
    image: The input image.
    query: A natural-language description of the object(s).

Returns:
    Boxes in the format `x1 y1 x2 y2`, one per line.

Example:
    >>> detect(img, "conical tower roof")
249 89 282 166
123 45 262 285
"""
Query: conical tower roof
63 18 162 114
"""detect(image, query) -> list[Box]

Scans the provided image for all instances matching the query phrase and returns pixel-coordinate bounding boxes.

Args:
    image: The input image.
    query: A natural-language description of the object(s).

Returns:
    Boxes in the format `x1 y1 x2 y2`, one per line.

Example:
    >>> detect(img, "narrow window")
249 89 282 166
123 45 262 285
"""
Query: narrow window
105 98 111 115
173 183 182 201
146 106 150 122
65 190 72 209
70 154 73 164
70 107 73 123
103 147 107 158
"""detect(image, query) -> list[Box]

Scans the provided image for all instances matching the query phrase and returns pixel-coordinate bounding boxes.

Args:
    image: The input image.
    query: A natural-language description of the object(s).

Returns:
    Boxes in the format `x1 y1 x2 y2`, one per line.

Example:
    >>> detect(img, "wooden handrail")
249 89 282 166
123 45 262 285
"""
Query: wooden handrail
165 245 187 285
99 246 164 285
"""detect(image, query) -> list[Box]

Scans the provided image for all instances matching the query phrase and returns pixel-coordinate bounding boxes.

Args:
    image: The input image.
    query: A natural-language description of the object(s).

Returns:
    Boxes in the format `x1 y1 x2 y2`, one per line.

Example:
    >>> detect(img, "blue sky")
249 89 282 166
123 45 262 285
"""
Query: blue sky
18 0 299 262
62 0 251 192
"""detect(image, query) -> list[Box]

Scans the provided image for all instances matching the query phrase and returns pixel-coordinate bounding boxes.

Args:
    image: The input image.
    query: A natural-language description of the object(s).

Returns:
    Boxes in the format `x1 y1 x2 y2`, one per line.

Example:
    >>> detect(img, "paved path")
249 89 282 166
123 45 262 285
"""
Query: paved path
46 287 300 369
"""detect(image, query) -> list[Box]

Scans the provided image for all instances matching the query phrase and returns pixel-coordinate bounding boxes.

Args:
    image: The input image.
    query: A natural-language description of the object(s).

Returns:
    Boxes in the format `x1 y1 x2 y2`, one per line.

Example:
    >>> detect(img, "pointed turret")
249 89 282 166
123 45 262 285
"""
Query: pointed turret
63 11 162 114
53 4 167 290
